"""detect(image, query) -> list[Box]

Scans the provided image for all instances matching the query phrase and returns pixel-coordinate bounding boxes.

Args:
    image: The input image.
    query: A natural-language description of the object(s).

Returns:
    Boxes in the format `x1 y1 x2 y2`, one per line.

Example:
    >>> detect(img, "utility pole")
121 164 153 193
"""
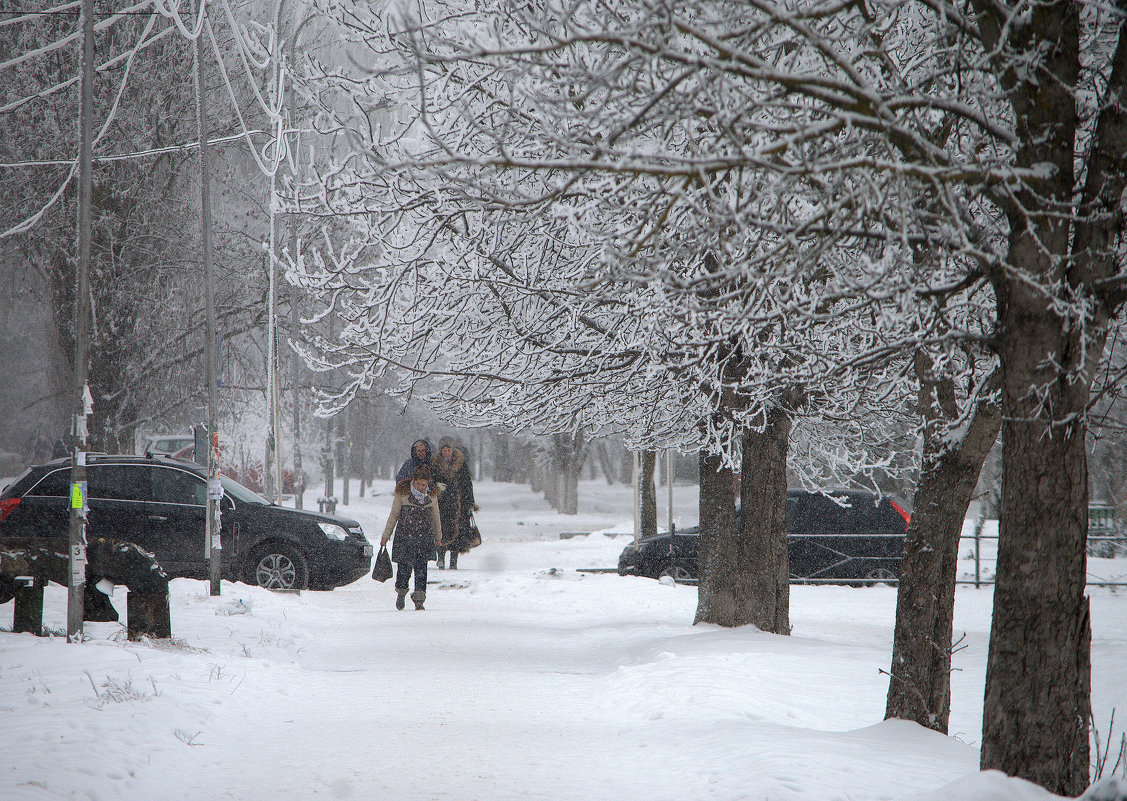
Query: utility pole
267 0 286 507
291 280 303 509
632 451 640 550
194 0 221 596
667 449 674 534
66 0 95 642
342 403 351 506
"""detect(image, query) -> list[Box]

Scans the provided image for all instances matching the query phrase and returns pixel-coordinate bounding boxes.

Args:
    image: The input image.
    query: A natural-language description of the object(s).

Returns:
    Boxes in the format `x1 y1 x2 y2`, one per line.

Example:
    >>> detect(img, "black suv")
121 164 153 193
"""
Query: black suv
0 455 372 594
617 489 910 584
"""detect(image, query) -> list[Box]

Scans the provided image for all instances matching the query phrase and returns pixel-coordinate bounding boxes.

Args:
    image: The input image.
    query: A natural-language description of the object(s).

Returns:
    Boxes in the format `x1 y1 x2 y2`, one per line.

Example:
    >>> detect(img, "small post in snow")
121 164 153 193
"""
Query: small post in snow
632 451 640 550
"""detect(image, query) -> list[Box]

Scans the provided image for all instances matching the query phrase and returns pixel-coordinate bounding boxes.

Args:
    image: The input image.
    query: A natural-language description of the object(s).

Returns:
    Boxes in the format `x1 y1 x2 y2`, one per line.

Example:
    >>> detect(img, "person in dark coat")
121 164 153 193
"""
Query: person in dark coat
431 436 478 570
380 465 442 610
395 439 433 482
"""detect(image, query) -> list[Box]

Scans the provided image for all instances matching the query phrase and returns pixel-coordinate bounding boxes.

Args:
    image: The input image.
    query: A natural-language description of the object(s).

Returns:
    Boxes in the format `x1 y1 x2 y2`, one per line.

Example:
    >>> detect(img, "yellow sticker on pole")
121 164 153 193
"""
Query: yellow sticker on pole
70 481 86 510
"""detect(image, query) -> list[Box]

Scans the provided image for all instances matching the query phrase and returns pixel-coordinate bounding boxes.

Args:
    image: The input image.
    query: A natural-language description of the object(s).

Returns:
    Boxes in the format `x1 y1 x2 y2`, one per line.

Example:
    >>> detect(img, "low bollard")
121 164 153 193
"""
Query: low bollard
126 591 171 640
13 577 44 636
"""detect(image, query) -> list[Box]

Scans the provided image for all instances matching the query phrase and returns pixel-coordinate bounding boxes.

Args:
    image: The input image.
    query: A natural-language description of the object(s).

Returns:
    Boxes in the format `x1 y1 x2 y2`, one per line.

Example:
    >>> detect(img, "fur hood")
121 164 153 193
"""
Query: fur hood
394 478 440 498
432 446 464 478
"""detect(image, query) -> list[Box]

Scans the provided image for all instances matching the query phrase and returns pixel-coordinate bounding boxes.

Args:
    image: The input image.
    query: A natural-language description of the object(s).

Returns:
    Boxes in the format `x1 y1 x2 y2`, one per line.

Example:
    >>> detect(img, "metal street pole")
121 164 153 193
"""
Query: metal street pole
632 450 640 550
342 403 351 506
268 0 286 507
667 449 674 534
67 0 95 642
291 279 303 509
194 1 221 596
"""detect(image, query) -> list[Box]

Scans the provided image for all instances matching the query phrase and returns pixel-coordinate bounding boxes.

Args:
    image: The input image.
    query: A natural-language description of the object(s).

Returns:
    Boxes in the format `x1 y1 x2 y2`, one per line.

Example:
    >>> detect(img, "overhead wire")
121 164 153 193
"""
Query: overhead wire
0 0 156 73
0 130 268 167
2 0 309 238
1 7 160 238
0 2 81 27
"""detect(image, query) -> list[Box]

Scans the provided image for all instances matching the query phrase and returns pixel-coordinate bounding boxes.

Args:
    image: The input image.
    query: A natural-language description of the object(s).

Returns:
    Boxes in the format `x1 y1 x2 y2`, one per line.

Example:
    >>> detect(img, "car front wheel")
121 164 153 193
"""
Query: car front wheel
249 544 309 590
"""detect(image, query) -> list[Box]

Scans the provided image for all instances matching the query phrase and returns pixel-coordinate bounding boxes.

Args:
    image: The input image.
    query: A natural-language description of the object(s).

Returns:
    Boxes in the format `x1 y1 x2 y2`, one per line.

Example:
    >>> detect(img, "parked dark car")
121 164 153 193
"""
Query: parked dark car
0 455 372 594
617 489 910 584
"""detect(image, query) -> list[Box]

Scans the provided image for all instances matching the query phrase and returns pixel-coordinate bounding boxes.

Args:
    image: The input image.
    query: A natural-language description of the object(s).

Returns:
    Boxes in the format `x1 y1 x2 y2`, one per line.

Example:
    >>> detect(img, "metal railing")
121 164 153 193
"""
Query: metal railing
960 512 1127 588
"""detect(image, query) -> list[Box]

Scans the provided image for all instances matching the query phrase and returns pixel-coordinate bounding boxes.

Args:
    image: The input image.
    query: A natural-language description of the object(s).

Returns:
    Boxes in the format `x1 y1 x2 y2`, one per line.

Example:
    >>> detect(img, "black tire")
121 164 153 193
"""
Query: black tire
247 543 308 590
862 567 899 586
658 564 695 583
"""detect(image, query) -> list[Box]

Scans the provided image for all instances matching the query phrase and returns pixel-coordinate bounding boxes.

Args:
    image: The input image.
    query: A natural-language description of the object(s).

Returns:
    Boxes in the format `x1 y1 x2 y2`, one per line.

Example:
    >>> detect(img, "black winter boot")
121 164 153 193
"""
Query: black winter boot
435 548 446 569
395 589 407 610
449 550 458 570
411 591 426 611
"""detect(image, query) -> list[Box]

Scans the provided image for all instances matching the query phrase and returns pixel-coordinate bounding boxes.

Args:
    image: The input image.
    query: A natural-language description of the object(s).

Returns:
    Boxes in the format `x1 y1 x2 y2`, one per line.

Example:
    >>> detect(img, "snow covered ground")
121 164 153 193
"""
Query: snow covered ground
1 477 1125 801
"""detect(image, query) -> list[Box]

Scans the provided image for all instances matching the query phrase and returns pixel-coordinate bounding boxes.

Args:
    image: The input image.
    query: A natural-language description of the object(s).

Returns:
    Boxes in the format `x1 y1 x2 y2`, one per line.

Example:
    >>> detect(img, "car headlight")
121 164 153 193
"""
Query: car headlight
317 522 348 541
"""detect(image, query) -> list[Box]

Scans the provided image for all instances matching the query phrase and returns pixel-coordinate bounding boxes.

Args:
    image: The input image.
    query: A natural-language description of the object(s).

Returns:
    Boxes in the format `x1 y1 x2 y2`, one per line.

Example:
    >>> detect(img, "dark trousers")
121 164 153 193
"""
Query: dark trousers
394 551 429 592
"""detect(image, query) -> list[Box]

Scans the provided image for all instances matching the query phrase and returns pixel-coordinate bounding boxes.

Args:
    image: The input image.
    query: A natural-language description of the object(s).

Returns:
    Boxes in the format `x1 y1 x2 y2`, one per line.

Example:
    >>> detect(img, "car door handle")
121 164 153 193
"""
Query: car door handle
148 515 168 522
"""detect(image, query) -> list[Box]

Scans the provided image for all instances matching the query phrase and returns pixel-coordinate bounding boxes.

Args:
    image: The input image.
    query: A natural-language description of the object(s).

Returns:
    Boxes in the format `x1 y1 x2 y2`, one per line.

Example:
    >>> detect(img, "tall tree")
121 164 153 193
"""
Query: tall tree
885 356 1001 731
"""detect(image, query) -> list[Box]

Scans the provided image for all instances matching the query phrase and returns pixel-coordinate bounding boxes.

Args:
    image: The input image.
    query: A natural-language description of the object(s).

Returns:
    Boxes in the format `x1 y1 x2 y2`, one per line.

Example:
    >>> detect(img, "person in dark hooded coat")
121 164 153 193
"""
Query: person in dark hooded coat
395 439 433 482
380 465 442 610
432 436 478 569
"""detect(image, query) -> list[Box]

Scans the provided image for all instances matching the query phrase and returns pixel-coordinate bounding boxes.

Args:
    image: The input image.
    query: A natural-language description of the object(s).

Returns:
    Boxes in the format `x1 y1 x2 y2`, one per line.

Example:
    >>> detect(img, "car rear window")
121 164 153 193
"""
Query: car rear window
151 467 206 505
1 468 34 498
26 468 70 497
88 465 151 502
787 491 906 535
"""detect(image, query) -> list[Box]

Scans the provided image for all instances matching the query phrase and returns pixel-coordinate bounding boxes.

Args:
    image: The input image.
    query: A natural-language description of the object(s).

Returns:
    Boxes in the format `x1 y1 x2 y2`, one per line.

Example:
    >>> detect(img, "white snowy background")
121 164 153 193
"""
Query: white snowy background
1 477 1125 801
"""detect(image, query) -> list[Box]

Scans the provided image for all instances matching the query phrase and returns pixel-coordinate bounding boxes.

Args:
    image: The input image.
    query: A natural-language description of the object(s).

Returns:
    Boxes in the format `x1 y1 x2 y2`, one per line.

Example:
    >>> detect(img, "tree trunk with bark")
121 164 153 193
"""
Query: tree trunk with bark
549 432 586 515
695 407 791 632
736 409 791 634
980 292 1096 795
596 441 618 485
885 360 1001 731
694 449 739 625
640 450 657 538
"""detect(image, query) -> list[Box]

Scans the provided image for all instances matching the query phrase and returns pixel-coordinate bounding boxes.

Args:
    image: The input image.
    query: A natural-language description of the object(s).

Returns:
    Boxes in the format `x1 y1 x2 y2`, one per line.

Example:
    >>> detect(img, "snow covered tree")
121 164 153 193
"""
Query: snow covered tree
290 0 923 635
1 1 315 465
1 8 208 449
290 0 1126 790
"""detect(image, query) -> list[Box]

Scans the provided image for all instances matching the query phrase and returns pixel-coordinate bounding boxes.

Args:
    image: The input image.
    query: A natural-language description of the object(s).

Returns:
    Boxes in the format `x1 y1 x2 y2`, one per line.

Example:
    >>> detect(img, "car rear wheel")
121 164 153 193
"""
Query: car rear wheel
659 564 695 582
249 544 308 590
862 567 899 586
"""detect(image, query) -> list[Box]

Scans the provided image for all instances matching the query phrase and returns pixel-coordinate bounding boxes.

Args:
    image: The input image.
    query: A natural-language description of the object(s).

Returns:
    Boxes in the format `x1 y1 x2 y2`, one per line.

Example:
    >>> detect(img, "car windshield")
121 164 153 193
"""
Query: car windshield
219 473 269 505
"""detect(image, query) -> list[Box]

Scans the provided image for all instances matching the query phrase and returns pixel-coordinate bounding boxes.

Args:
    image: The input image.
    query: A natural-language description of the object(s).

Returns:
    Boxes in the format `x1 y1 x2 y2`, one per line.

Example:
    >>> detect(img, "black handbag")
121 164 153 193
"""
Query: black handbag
462 515 482 551
371 545 393 582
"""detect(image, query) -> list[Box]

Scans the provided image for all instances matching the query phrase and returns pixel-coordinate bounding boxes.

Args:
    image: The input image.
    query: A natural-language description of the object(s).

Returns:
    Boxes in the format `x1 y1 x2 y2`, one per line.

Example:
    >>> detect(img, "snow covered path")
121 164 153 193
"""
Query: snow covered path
2 479 1124 801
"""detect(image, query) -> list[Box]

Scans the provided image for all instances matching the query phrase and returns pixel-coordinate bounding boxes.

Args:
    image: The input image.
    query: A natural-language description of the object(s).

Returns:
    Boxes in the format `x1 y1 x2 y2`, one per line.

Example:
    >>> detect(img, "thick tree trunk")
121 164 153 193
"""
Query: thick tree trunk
885 362 1001 732
640 450 657 538
736 409 791 634
493 435 513 483
980 290 1095 795
596 441 617 485
553 433 586 515
694 450 738 625
695 408 791 632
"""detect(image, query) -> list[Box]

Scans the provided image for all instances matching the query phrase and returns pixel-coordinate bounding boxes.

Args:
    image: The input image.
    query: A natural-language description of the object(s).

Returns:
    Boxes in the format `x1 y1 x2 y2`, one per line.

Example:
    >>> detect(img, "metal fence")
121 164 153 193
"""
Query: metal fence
959 508 1127 588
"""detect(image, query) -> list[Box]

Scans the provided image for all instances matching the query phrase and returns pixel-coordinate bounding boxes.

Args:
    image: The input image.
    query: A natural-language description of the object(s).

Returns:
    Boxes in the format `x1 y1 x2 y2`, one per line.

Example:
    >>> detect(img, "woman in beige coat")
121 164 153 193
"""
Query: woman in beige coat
380 465 442 610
